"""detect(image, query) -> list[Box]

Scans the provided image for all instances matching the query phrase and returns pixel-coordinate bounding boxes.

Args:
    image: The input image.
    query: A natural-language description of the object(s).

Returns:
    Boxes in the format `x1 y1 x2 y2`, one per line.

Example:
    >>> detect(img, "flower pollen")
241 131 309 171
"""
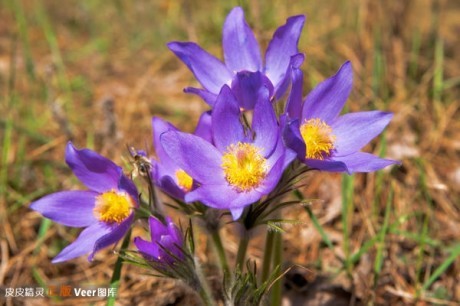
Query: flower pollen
300 118 336 160
221 142 267 192
175 169 193 192
94 190 134 224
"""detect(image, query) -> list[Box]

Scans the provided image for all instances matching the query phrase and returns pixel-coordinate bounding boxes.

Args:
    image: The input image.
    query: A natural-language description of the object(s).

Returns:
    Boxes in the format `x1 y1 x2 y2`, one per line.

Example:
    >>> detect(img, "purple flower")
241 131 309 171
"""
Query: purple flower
168 6 305 108
151 112 211 200
283 61 400 173
160 85 295 220
30 142 138 263
134 216 183 264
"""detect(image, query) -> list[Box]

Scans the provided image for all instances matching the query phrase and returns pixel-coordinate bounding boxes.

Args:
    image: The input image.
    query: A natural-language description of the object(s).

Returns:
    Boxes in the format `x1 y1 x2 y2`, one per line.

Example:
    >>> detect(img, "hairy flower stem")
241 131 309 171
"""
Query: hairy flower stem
235 231 249 270
270 231 283 305
197 284 215 306
194 258 216 306
210 229 230 276
261 230 275 283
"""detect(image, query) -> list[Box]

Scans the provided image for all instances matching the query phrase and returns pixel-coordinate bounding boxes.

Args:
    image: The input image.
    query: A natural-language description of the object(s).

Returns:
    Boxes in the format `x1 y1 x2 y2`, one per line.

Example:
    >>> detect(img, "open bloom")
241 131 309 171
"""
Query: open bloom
30 142 138 263
134 216 183 264
160 85 295 220
152 112 211 200
283 61 399 173
168 6 305 108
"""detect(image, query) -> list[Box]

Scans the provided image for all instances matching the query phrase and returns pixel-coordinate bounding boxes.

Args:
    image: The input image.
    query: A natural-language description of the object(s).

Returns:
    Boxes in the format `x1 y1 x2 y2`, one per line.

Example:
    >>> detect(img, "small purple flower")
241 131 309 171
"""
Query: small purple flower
160 85 295 220
134 216 183 264
151 112 211 200
30 142 138 263
168 6 305 108
283 61 400 173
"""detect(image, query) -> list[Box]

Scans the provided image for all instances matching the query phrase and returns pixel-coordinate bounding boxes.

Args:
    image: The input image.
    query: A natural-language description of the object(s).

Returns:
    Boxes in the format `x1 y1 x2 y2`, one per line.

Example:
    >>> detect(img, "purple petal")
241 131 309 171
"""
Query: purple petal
273 53 305 100
152 117 179 171
117 174 139 206
305 158 349 173
194 111 213 143
168 42 232 93
157 174 186 200
185 184 261 217
252 88 278 156
165 218 183 245
228 190 262 214
65 142 120 193
230 208 244 220
256 156 284 195
332 111 394 156
285 68 304 119
149 216 169 237
302 61 353 123
134 236 159 259
184 87 218 106
30 191 98 227
231 71 274 110
266 136 297 170
333 152 400 173
212 86 245 151
282 119 306 159
223 7 262 73
160 131 224 184
89 214 134 261
158 235 183 261
265 15 305 89
52 221 112 263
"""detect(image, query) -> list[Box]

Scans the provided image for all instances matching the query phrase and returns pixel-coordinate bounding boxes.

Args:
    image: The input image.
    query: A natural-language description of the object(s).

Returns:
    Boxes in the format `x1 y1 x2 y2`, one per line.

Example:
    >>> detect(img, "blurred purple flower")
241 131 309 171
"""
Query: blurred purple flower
134 216 183 264
160 86 295 220
283 61 400 173
30 142 138 263
168 6 305 108
151 112 211 200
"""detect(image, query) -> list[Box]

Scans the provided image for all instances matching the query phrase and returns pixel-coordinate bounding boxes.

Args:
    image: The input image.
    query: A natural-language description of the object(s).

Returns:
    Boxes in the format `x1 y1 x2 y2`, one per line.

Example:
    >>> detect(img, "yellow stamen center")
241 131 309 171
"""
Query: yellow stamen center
300 118 336 160
175 169 194 192
221 142 267 192
94 190 134 224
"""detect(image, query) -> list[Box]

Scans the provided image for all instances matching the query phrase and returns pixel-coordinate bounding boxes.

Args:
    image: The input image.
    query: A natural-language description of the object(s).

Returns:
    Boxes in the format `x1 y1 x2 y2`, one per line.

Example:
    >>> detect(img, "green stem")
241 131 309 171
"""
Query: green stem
107 229 132 306
261 230 275 283
270 232 283 306
197 283 215 306
194 259 216 306
210 229 230 276
235 231 249 270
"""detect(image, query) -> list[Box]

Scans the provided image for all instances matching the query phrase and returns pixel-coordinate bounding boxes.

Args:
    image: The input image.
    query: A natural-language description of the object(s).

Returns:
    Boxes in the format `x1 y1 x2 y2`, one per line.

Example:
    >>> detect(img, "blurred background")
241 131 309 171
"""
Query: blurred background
0 0 459 305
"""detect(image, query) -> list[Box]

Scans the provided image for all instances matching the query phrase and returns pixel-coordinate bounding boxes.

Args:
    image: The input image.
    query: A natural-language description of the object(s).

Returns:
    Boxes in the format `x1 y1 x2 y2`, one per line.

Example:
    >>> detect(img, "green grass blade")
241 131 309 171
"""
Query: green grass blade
107 229 132 306
34 218 52 254
294 190 335 252
432 37 444 103
421 243 460 292
341 174 354 274
373 186 393 287
8 0 36 79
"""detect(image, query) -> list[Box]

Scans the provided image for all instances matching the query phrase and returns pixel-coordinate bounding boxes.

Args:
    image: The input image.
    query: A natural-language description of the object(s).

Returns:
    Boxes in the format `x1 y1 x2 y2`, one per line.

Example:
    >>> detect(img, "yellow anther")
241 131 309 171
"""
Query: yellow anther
175 169 194 192
221 142 267 192
299 118 335 160
94 190 134 224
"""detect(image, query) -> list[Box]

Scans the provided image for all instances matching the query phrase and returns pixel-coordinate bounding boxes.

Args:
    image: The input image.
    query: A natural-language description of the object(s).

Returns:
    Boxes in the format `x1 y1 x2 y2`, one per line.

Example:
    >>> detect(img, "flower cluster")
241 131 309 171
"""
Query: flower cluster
30 6 399 305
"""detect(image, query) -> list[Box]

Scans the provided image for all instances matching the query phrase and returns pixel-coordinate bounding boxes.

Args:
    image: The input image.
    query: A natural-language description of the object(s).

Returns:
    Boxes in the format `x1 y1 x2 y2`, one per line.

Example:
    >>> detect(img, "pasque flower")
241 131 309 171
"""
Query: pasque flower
160 85 295 220
283 61 399 173
151 112 211 200
134 216 183 264
168 6 305 108
30 142 138 263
